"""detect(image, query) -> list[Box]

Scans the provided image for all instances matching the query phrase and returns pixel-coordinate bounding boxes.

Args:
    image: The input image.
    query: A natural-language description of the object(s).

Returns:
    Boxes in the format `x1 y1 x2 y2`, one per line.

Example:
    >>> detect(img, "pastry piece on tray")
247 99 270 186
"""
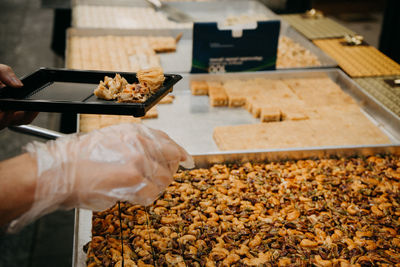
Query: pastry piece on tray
213 110 391 151
190 81 209 95
260 106 281 122
140 106 158 119
158 94 175 104
208 83 228 107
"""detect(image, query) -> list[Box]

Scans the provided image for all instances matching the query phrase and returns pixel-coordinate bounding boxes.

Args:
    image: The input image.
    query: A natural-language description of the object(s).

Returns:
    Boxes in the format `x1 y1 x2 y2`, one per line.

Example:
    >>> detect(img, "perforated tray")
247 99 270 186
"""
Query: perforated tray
354 76 400 118
313 38 400 77
0 68 181 117
281 14 355 40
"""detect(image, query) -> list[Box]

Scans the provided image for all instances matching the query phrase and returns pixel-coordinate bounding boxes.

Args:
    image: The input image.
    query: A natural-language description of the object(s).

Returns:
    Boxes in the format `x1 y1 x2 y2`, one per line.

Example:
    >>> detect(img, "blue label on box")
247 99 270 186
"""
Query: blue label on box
191 20 280 73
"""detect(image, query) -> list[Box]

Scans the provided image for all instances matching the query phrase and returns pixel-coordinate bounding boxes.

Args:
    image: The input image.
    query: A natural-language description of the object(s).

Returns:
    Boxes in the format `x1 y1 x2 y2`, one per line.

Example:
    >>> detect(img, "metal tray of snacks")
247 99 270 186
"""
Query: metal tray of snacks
354 76 400 118
65 28 193 74
74 144 400 266
72 0 277 29
72 0 224 6
277 23 337 69
0 68 181 116
313 38 400 78
66 25 336 75
281 14 356 40
142 69 400 153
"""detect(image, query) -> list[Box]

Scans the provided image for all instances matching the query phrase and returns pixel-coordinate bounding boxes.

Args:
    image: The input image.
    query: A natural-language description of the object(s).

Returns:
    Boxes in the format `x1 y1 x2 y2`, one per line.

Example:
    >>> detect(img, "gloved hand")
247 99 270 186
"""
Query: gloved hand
8 123 194 233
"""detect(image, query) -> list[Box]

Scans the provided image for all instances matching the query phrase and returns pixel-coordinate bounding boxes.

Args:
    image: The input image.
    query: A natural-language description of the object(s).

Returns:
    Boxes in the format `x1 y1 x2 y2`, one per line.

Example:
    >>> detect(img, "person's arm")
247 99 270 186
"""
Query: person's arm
2 123 194 233
0 153 37 226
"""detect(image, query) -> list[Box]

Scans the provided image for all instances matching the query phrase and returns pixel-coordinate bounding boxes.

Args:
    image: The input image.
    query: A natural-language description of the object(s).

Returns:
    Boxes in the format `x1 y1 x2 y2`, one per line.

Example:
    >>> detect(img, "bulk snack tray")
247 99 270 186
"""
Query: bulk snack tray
66 26 336 74
354 76 400 118
313 38 400 78
73 68 400 266
65 28 194 73
73 144 400 266
281 14 355 40
72 0 278 29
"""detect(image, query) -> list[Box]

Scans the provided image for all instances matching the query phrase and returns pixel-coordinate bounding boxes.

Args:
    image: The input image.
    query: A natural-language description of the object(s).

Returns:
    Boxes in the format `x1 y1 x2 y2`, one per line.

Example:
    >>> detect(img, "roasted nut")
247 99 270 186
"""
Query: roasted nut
178 234 196 245
286 209 300 221
249 235 262 248
314 255 332 267
347 204 359 215
222 254 240 266
300 239 318 248
165 253 185 266
243 252 271 266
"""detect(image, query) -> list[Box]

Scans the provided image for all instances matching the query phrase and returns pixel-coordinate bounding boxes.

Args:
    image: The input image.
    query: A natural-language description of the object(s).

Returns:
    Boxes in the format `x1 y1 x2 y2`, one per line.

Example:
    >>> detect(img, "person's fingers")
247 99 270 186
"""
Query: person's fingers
0 111 17 130
0 64 23 88
0 81 5 88
9 111 39 126
0 111 38 130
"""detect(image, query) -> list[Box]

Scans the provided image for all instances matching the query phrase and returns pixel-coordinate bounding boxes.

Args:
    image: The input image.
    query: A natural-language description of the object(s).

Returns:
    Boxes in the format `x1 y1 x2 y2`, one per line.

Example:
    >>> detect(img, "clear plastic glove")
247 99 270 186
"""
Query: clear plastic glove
8 123 194 233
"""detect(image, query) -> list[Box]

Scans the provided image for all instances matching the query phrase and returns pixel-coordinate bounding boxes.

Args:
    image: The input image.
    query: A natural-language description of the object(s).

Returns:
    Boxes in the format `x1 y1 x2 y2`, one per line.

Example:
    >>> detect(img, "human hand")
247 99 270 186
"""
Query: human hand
8 123 194 232
0 64 38 130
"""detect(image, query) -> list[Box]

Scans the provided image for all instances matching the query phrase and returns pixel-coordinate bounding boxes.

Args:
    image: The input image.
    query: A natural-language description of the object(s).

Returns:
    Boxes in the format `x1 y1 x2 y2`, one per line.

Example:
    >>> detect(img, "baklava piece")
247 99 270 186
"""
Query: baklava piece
190 80 209 95
137 67 165 94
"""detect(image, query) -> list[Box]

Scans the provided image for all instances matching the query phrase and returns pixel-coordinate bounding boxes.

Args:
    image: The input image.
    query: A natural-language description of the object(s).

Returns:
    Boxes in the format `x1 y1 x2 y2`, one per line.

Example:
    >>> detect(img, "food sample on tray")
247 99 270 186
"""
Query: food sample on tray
94 67 165 103
313 38 400 77
277 36 321 68
190 75 391 150
85 154 400 266
67 35 177 72
73 5 192 29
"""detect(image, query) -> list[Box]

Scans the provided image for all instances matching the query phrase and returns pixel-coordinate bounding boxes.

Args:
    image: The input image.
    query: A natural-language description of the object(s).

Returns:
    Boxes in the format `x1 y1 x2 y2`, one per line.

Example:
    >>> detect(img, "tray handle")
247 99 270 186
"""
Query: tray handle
9 125 65 140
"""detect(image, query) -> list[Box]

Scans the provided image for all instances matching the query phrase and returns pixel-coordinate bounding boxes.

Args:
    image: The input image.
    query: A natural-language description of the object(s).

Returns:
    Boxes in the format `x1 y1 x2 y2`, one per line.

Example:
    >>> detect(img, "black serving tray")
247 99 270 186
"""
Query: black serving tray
0 68 182 117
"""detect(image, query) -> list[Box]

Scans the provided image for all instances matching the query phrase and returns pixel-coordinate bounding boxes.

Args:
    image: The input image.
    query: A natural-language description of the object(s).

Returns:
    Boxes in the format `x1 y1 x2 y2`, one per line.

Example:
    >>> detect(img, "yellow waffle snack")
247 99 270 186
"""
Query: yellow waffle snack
313 38 400 77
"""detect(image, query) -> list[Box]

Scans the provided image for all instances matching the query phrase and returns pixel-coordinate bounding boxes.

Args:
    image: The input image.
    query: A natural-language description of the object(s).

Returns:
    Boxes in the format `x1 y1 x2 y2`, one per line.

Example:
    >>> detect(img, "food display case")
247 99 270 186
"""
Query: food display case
62 1 400 266
73 67 400 265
